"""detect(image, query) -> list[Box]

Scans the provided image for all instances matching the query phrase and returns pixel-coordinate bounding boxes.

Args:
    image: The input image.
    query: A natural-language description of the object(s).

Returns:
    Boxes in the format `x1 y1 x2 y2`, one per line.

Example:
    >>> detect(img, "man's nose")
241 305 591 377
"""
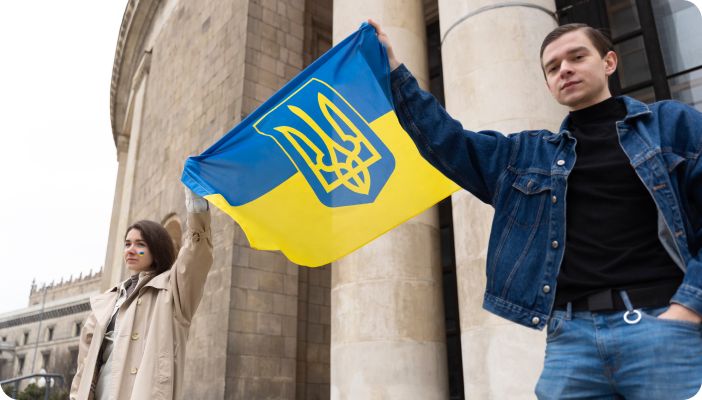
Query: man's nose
559 61 574 76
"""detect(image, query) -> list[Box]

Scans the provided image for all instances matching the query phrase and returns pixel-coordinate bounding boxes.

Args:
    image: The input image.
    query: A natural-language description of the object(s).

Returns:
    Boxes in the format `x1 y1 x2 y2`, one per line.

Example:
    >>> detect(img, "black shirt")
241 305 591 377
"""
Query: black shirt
554 97 683 307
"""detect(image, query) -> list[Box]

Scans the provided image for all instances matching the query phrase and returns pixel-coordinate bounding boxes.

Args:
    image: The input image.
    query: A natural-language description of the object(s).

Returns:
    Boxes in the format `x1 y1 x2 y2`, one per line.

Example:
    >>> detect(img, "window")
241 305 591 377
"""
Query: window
41 351 50 370
1 336 6 342
557 0 702 111
17 355 25 374
47 326 54 341
69 348 79 375
23 332 29 345
74 321 82 337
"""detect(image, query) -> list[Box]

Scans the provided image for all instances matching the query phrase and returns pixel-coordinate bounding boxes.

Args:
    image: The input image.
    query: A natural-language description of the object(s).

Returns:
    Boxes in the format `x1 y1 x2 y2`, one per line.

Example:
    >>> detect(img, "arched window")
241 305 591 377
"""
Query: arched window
162 214 183 253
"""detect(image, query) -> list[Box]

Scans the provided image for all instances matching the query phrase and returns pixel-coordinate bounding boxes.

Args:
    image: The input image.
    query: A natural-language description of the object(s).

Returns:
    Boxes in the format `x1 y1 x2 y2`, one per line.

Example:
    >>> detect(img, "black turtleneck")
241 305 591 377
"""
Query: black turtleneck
554 97 683 308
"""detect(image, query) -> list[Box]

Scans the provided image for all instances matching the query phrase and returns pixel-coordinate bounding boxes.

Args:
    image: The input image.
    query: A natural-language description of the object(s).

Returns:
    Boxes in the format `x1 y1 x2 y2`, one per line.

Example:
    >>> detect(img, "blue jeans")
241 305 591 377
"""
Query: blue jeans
536 301 702 399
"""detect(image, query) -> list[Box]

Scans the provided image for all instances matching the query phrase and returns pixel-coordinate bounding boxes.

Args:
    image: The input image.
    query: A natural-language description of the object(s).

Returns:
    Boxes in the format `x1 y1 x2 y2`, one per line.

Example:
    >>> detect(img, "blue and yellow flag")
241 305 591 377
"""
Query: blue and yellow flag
182 23 459 267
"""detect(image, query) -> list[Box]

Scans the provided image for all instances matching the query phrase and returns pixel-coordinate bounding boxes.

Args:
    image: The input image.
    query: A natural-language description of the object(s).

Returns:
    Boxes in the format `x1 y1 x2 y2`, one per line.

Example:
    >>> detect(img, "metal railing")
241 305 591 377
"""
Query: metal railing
0 373 65 400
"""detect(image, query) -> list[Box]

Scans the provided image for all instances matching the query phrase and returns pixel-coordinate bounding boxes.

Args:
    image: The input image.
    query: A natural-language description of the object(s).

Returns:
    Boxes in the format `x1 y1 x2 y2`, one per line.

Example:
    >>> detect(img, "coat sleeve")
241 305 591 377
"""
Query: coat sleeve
170 211 214 325
70 312 96 400
390 64 515 205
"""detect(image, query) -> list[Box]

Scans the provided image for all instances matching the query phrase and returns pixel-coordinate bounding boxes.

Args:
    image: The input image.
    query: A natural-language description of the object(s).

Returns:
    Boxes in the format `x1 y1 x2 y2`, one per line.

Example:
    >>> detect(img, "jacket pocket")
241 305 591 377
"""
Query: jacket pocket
509 173 552 227
157 354 172 384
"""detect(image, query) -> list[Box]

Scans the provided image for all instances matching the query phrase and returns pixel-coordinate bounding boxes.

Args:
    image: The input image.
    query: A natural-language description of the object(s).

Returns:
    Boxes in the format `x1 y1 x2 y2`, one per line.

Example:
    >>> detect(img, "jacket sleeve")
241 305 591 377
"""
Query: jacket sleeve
669 103 702 316
390 64 514 205
671 140 702 315
70 312 96 400
170 211 214 325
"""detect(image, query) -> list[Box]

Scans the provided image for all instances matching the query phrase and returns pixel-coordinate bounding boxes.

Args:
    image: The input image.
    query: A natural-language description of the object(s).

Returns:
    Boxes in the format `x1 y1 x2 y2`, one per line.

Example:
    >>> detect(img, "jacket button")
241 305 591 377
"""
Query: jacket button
130 367 138 374
556 159 565 166
137 298 142 305
531 317 540 325
131 332 140 340
551 240 559 249
551 196 557 204
542 285 551 294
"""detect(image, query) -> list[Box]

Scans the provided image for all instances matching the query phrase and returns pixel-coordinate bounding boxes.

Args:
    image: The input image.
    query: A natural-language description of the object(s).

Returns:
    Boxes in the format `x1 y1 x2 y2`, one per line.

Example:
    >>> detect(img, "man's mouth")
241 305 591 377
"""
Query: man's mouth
562 81 579 90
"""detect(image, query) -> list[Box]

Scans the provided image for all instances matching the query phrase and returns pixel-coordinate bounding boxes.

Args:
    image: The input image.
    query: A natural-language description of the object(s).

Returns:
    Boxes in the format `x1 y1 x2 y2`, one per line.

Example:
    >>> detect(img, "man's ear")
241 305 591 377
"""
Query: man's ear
604 50 618 77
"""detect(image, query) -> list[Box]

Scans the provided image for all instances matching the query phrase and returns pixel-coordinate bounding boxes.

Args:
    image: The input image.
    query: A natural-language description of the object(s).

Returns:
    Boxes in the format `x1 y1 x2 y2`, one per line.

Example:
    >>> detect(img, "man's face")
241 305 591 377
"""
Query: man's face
542 29 617 111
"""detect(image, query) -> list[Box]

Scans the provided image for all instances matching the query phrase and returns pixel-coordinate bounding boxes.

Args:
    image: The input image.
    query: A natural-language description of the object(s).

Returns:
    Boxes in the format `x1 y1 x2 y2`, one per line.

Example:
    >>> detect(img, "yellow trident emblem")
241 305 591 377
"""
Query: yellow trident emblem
272 92 381 195
254 78 394 206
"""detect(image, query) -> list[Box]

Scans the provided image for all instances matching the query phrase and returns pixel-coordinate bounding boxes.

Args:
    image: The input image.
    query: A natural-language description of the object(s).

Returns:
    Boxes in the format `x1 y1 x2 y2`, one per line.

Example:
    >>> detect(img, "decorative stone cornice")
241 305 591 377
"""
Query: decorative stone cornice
109 0 161 146
0 302 91 330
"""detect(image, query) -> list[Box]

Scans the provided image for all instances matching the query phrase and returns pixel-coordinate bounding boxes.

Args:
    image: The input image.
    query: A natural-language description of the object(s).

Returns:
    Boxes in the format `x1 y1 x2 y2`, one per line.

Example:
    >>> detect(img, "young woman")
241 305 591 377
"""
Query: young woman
70 188 213 400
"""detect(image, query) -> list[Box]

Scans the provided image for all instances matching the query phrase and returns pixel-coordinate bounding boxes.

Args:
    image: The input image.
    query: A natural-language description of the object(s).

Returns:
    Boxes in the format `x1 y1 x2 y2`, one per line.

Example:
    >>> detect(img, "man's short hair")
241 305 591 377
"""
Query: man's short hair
540 23 613 62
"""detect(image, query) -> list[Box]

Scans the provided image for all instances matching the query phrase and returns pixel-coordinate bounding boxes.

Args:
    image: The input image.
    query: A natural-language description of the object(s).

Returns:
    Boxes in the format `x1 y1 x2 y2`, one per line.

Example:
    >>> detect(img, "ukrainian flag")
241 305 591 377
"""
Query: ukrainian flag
182 23 459 267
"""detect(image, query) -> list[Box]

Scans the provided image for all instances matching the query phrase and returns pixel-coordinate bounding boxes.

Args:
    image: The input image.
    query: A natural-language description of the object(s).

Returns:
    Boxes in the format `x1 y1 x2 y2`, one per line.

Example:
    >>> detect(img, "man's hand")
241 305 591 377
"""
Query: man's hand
658 303 702 324
368 19 400 71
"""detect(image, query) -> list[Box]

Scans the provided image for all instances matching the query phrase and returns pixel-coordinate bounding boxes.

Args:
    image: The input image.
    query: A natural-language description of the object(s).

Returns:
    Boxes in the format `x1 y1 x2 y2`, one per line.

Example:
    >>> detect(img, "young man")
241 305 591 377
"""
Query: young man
370 20 702 398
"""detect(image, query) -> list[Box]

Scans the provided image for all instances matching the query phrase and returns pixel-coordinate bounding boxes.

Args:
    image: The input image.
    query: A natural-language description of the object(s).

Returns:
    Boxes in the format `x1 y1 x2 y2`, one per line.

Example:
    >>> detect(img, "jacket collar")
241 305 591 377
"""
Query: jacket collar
553 95 652 139
90 290 118 327
144 270 170 291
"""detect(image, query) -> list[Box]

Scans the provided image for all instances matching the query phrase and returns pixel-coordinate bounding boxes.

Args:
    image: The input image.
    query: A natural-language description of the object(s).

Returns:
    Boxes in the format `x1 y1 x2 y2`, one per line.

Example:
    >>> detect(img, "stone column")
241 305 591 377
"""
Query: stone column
100 133 129 291
330 2 449 399
437 1 566 398
101 72 148 290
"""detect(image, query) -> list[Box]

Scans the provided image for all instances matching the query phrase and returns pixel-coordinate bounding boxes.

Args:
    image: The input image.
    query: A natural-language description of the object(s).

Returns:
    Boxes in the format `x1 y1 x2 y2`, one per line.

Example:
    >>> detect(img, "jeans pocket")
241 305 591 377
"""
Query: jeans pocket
546 315 566 341
640 307 702 332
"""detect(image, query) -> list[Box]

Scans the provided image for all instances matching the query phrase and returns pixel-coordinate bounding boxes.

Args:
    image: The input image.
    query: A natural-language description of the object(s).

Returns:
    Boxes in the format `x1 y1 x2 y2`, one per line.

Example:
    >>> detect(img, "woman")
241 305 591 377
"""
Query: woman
70 188 213 400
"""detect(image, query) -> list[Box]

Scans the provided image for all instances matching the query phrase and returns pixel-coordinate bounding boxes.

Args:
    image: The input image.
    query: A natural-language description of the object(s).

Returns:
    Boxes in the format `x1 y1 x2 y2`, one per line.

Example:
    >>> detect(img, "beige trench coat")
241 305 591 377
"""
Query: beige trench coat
70 212 212 400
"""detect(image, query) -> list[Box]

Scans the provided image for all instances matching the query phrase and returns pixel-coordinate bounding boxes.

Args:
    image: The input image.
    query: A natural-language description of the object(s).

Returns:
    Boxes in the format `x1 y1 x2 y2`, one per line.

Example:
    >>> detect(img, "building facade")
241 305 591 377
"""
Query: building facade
104 0 702 399
0 271 102 391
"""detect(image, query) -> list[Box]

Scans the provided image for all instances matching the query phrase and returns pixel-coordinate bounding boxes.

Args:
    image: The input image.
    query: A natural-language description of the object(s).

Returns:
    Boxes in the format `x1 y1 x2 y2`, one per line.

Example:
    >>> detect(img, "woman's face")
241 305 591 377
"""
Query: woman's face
124 229 154 272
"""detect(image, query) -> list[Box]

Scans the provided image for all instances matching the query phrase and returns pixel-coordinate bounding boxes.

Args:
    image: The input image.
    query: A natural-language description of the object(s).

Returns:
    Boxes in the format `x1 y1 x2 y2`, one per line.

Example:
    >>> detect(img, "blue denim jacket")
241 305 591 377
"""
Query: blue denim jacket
390 64 702 329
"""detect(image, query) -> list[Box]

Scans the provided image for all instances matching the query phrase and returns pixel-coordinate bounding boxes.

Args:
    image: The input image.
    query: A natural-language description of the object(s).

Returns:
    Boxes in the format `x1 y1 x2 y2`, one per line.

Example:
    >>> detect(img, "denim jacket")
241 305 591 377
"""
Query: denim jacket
390 64 702 330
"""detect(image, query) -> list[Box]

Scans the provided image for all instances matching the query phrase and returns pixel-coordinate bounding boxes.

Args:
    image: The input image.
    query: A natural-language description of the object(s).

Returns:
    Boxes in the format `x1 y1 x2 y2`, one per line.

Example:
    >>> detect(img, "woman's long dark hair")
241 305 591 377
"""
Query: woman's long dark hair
125 220 177 275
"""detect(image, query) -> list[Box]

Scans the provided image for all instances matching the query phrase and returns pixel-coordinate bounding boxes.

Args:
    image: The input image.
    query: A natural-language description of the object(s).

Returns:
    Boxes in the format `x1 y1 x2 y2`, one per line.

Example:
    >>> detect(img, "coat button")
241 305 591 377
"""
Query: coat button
551 195 557 204
531 317 540 325
131 332 140 340
137 298 142 305
556 159 565 166
130 367 138 374
551 240 559 249
542 285 551 294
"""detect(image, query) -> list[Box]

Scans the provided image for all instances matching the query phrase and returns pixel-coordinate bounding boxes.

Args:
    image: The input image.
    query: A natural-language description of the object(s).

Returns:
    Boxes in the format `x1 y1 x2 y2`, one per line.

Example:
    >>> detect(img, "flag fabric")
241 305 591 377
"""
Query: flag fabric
181 22 459 267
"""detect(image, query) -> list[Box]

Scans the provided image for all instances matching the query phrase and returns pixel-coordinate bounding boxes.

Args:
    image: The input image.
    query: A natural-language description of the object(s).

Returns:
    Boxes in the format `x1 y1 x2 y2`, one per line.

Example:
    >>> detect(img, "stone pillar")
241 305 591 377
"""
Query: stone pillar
437 1 566 398
100 133 129 291
101 71 148 291
330 2 449 399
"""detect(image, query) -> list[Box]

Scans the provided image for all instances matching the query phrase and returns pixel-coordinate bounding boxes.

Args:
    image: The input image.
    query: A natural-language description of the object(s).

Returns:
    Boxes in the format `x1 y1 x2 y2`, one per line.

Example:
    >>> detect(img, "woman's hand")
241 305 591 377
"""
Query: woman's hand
368 19 400 71
185 186 209 213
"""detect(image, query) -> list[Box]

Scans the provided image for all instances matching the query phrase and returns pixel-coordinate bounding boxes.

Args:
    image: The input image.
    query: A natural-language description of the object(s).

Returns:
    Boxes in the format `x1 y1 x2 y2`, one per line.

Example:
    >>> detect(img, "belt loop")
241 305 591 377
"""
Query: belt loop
566 302 573 320
619 290 642 325
619 290 634 312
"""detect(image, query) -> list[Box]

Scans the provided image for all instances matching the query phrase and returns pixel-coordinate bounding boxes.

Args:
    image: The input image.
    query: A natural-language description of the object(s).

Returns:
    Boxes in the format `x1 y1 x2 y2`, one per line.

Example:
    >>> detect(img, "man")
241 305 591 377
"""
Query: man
369 20 702 399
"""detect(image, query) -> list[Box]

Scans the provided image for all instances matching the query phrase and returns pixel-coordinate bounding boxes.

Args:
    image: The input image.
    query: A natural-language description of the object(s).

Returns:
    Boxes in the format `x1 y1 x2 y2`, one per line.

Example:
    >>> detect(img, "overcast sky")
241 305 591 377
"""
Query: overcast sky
0 2 126 313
